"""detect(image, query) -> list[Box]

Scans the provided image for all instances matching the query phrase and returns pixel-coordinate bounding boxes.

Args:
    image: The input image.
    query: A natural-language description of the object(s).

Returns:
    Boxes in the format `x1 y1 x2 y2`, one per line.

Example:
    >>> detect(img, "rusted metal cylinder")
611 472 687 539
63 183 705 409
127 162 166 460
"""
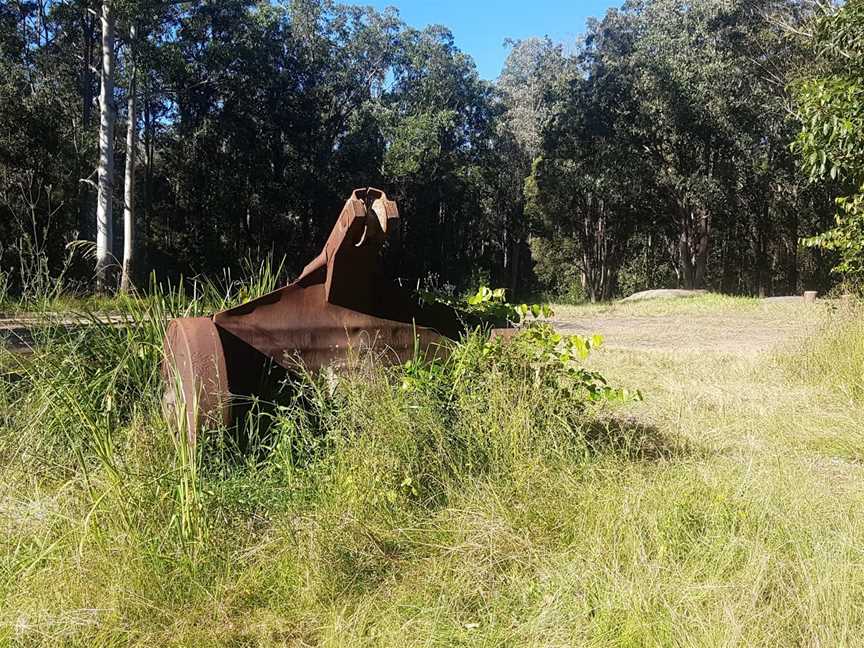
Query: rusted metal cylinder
162 317 231 443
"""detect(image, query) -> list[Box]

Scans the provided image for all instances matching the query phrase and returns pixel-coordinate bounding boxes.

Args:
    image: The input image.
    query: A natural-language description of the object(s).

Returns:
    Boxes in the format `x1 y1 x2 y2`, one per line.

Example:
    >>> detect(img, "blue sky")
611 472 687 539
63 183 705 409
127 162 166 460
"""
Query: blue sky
348 0 622 80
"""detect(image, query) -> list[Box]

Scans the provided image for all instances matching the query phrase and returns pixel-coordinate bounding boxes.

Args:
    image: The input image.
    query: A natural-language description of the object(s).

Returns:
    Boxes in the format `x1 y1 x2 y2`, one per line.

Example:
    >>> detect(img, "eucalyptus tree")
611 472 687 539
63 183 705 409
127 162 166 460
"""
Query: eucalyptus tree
96 0 173 290
0 0 842 300
705 0 826 294
285 0 401 246
496 37 567 293
0 1 92 291
146 0 402 275
526 10 645 301
120 21 137 292
380 24 499 288
498 37 567 160
524 0 831 297
618 0 757 289
94 0 116 290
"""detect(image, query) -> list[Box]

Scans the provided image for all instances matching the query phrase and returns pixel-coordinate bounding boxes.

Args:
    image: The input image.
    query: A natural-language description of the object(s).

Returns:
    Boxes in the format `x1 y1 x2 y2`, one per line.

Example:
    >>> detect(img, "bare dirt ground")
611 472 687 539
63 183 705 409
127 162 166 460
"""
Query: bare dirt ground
0 297 823 356
0 319 40 351
549 298 823 354
0 314 135 352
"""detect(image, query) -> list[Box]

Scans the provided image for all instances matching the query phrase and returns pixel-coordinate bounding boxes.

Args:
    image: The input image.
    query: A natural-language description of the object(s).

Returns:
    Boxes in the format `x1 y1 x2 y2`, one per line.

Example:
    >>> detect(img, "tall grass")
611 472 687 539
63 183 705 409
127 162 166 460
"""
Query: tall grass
783 298 864 402
0 252 287 318
554 292 764 319
1 289 864 645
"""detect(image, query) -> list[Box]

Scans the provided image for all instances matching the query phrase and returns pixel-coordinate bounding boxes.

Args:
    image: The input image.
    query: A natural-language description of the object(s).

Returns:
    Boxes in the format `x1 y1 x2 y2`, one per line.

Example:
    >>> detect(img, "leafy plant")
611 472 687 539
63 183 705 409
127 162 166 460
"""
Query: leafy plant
399 322 640 409
410 286 636 406
421 285 553 328
794 1 864 278
474 324 642 404
801 189 864 277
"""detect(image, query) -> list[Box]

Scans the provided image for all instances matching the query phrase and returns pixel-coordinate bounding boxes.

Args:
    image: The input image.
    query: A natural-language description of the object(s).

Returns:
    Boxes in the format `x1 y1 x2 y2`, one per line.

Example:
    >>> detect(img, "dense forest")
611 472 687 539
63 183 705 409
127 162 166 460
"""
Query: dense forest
0 0 853 300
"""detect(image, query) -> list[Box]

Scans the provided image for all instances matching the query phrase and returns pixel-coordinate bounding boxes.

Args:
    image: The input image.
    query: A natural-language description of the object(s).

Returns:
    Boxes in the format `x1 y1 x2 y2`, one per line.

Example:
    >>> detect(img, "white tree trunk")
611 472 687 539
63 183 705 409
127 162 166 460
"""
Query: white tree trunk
96 0 116 291
121 25 137 293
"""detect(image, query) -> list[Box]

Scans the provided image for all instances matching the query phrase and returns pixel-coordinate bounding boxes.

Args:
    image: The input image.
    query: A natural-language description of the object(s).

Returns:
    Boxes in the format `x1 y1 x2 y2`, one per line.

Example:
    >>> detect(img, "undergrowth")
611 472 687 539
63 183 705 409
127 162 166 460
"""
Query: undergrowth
0 272 637 645
782 297 864 402
2 286 864 645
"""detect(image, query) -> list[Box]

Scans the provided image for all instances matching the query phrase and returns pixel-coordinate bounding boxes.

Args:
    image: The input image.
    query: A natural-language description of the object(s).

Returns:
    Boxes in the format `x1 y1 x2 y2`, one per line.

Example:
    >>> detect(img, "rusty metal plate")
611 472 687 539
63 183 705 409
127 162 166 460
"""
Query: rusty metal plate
162 188 500 439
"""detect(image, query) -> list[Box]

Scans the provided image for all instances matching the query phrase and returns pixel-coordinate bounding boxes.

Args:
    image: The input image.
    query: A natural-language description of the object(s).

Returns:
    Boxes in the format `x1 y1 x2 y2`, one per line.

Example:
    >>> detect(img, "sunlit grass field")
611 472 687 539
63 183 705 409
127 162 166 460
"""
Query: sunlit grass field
1 287 863 646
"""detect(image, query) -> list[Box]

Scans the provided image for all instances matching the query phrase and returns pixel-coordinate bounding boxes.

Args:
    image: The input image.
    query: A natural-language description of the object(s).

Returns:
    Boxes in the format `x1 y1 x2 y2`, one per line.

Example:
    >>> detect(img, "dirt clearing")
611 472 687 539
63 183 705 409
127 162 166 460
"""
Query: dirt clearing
551 296 822 353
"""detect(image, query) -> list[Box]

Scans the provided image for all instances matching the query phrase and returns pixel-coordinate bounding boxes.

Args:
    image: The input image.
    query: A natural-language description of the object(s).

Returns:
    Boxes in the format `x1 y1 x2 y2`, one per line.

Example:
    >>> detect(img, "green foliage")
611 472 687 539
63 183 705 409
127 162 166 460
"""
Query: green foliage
421 285 552 327
477 324 642 404
527 0 829 298
794 77 864 183
400 320 638 407
528 234 585 301
794 0 864 279
801 190 864 276
0 0 845 303
381 109 457 179
616 242 680 299
498 37 567 158
463 285 553 323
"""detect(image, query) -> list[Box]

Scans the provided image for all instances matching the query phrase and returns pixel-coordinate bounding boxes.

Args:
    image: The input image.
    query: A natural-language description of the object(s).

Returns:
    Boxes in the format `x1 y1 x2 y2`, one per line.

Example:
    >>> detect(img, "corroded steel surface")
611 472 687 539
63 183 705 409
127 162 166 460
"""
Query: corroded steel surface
162 187 476 440
162 317 230 439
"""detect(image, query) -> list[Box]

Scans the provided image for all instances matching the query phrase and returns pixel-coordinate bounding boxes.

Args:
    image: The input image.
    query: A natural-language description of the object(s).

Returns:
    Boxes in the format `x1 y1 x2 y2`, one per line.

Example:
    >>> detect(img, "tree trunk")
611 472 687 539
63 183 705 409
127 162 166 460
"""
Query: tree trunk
508 202 523 297
121 25 136 293
694 219 709 288
78 8 96 240
578 198 620 303
678 231 694 289
678 206 710 289
143 75 153 246
785 193 799 294
95 0 116 292
581 249 598 303
509 237 521 297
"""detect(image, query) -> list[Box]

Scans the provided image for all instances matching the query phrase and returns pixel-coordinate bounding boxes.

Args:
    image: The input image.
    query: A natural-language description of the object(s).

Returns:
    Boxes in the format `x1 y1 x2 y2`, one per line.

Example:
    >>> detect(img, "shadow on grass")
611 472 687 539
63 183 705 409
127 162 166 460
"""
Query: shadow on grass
582 416 701 462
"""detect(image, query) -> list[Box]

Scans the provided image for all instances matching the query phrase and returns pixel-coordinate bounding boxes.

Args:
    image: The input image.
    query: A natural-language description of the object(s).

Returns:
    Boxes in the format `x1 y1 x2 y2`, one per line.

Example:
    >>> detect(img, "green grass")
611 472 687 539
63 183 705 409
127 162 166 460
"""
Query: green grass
552 292 764 319
1 291 863 646
781 299 864 403
0 256 288 318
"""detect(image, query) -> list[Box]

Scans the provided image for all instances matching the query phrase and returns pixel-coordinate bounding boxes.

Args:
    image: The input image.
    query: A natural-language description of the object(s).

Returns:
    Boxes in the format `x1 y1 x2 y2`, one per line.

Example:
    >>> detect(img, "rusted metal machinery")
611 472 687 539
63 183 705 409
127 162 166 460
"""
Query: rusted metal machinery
163 187 480 439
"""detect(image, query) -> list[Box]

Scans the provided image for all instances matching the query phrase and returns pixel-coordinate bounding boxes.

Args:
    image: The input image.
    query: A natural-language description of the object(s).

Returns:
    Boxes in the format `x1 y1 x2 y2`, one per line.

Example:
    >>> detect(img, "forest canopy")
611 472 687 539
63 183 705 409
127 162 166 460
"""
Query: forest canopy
0 0 853 301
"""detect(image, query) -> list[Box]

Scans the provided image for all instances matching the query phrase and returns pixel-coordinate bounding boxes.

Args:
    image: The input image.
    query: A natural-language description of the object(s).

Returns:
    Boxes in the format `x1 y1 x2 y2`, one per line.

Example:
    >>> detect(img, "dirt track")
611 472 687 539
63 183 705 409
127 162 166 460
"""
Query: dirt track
0 301 822 356
0 319 41 351
549 302 821 354
0 315 133 352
